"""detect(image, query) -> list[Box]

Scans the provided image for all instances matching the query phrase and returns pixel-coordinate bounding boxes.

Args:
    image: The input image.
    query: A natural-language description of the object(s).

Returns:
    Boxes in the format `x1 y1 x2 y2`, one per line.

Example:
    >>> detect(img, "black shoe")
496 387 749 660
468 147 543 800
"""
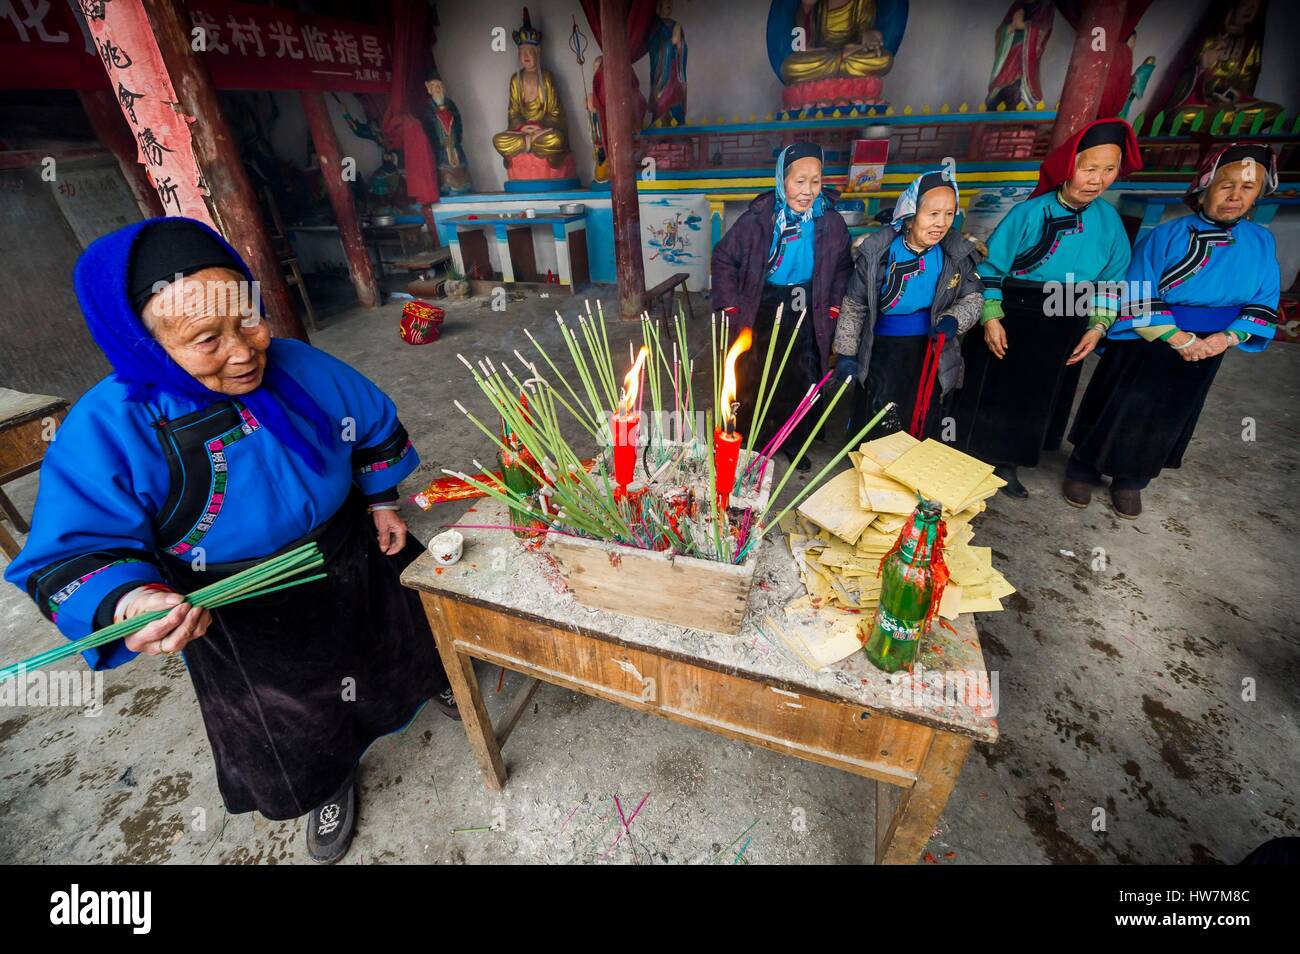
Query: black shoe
783 448 811 473
1062 479 1092 508
994 465 1028 498
1110 486 1142 520
306 769 358 864
433 686 461 721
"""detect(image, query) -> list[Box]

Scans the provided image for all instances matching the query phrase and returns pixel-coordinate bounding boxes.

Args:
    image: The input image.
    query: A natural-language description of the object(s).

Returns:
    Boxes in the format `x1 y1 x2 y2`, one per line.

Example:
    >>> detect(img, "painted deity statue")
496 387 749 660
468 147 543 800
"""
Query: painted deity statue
423 71 473 196
646 0 687 127
984 0 1055 111
777 0 894 108
1161 0 1280 128
491 8 577 181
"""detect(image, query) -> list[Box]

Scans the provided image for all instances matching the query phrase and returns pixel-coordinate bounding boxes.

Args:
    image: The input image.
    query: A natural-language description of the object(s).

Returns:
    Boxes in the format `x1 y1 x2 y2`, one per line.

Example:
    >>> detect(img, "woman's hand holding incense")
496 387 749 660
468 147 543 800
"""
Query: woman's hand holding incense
122 590 211 656
373 508 408 556
983 318 1008 359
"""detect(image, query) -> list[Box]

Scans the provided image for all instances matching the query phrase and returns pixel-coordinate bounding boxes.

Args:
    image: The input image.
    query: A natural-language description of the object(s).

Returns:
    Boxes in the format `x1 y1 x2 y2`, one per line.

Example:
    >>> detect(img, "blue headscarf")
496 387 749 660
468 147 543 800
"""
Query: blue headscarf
766 142 827 284
74 217 335 474
891 169 960 232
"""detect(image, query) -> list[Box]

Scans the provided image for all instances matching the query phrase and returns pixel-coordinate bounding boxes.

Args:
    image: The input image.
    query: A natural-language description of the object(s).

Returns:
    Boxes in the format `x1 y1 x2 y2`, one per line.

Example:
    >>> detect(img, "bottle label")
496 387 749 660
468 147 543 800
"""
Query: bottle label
877 608 923 642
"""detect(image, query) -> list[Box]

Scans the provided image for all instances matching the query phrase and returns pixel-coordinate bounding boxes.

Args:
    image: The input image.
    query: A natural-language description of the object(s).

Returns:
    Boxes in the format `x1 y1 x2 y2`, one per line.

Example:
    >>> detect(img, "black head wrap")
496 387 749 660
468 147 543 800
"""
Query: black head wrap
1075 120 1128 154
127 219 243 315
916 171 955 200
781 141 824 168
1216 143 1273 170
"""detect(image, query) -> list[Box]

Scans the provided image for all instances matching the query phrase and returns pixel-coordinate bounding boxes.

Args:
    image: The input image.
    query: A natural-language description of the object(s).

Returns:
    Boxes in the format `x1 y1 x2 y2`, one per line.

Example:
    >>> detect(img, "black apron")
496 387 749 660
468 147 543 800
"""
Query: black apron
951 279 1087 468
154 402 443 821
850 333 949 441
734 283 823 452
1067 338 1227 482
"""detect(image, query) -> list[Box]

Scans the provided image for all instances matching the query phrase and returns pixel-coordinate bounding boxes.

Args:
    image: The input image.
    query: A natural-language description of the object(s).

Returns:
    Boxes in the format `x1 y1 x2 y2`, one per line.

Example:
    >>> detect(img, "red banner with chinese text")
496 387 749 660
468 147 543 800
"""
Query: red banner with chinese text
0 0 393 92
81 0 214 224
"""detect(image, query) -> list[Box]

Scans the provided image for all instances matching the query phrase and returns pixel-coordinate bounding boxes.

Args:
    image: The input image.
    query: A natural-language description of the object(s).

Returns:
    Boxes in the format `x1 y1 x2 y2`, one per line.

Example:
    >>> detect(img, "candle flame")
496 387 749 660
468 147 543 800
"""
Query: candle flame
720 328 753 429
619 345 649 415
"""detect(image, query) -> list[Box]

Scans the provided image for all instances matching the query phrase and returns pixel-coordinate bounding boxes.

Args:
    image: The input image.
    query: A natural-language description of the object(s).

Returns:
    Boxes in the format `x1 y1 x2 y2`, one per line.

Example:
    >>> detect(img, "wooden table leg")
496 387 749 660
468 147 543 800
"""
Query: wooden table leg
0 517 19 559
419 592 507 791
875 730 972 864
0 489 29 534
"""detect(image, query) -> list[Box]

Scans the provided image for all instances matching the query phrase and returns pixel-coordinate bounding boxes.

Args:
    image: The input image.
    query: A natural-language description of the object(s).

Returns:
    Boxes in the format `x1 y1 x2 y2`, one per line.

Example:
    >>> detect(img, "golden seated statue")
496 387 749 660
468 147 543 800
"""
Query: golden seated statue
779 0 893 82
491 70 571 165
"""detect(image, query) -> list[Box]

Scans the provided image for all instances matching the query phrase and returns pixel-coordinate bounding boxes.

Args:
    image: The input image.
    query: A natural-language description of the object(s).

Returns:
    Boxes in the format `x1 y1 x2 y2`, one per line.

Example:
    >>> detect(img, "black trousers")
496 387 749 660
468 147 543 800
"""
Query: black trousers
1067 336 1228 489
734 284 822 454
849 334 949 440
167 499 445 820
951 280 1087 468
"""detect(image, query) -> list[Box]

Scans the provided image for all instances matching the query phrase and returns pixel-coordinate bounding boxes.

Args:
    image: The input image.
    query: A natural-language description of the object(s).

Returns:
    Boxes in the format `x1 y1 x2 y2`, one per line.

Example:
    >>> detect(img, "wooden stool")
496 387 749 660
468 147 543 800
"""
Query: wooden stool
646 272 693 325
0 390 68 559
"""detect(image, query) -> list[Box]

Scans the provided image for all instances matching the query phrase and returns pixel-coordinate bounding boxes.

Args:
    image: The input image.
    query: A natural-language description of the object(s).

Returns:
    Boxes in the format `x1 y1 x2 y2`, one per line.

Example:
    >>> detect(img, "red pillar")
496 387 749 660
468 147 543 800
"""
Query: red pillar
598 0 646 320
1048 0 1127 151
301 92 380 308
88 0 307 340
77 89 164 219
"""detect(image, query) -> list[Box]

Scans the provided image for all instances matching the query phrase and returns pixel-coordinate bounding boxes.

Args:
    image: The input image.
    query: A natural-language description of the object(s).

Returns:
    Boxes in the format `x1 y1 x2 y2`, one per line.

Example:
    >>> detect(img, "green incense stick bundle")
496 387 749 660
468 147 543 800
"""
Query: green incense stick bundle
0 543 326 684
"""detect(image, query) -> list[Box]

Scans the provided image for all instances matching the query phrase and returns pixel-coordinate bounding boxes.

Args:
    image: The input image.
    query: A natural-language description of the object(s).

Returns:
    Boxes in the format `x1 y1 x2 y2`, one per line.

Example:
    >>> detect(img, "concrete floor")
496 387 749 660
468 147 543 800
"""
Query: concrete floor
1 290 1296 864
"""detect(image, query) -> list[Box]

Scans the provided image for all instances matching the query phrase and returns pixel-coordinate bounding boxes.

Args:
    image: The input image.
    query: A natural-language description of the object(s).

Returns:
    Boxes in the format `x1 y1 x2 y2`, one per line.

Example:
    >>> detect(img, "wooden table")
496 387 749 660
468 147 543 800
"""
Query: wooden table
0 389 68 558
402 500 998 864
443 212 588 288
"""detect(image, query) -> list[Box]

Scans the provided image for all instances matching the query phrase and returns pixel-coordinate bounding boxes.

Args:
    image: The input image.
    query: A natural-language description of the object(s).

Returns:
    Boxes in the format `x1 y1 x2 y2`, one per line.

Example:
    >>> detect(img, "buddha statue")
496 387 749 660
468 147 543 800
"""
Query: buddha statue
1162 0 1281 128
491 8 578 182
777 0 896 109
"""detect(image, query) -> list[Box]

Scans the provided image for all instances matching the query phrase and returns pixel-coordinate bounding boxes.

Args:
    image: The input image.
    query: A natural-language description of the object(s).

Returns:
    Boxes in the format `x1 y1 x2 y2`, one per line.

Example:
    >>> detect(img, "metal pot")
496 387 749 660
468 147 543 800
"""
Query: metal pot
371 214 397 227
558 202 586 214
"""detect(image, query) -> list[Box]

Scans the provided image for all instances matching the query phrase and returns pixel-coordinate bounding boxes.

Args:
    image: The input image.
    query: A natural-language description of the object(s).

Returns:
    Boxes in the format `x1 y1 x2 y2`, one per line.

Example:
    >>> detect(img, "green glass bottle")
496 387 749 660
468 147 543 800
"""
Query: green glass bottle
863 499 943 673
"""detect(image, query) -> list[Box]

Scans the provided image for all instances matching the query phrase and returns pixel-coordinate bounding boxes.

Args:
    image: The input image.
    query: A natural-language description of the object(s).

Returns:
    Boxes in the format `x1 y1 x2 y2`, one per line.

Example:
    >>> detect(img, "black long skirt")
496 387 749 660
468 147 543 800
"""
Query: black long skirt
951 280 1087 468
734 283 822 451
850 335 947 440
1068 338 1227 482
165 498 443 820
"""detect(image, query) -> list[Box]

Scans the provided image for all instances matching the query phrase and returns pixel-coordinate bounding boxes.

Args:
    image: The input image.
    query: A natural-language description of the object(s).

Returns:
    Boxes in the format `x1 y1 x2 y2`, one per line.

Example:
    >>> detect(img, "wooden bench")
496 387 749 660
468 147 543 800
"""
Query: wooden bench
646 272 694 324
0 389 69 558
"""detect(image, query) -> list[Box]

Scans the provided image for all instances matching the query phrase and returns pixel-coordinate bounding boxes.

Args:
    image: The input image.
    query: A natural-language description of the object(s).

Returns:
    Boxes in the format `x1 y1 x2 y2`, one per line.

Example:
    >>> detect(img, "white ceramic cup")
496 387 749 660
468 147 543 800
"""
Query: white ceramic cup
429 529 464 566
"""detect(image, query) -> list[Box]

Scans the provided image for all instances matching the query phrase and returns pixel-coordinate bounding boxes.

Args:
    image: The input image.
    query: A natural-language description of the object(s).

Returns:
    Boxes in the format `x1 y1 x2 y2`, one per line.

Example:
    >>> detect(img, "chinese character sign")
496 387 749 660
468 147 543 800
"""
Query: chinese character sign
0 0 392 92
82 0 215 225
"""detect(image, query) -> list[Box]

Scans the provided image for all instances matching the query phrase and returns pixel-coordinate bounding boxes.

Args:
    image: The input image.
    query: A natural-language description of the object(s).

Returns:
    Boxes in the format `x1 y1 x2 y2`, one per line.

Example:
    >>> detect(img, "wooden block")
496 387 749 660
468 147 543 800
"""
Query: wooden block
544 532 758 635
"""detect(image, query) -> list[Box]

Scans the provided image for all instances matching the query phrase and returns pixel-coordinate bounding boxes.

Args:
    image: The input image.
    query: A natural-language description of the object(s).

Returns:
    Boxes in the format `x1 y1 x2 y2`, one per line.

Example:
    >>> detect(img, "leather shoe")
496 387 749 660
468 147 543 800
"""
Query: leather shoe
1110 487 1142 519
994 465 1028 498
1062 479 1092 508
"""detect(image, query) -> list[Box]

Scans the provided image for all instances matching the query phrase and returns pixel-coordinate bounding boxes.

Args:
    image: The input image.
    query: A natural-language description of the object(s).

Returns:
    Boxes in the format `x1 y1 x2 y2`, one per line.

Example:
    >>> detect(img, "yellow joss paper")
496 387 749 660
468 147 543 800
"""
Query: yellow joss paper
859 430 920 468
958 594 1004 613
874 512 909 535
858 471 918 515
798 468 878 545
768 597 866 669
938 585 962 620
987 569 1016 600
945 544 993 585
884 438 995 513
954 476 1005 513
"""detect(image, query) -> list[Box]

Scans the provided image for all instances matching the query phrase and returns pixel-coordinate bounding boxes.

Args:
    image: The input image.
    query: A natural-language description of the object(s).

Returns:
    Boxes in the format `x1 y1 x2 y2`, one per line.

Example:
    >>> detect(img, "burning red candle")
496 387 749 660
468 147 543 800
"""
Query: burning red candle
714 328 753 508
714 427 741 508
612 346 649 494
612 411 640 491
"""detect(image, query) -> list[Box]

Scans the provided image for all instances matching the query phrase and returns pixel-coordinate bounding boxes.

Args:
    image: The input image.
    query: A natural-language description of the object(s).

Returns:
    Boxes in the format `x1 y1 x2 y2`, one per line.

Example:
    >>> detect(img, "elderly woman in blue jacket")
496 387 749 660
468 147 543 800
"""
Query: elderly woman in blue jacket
710 141 852 469
832 169 984 439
